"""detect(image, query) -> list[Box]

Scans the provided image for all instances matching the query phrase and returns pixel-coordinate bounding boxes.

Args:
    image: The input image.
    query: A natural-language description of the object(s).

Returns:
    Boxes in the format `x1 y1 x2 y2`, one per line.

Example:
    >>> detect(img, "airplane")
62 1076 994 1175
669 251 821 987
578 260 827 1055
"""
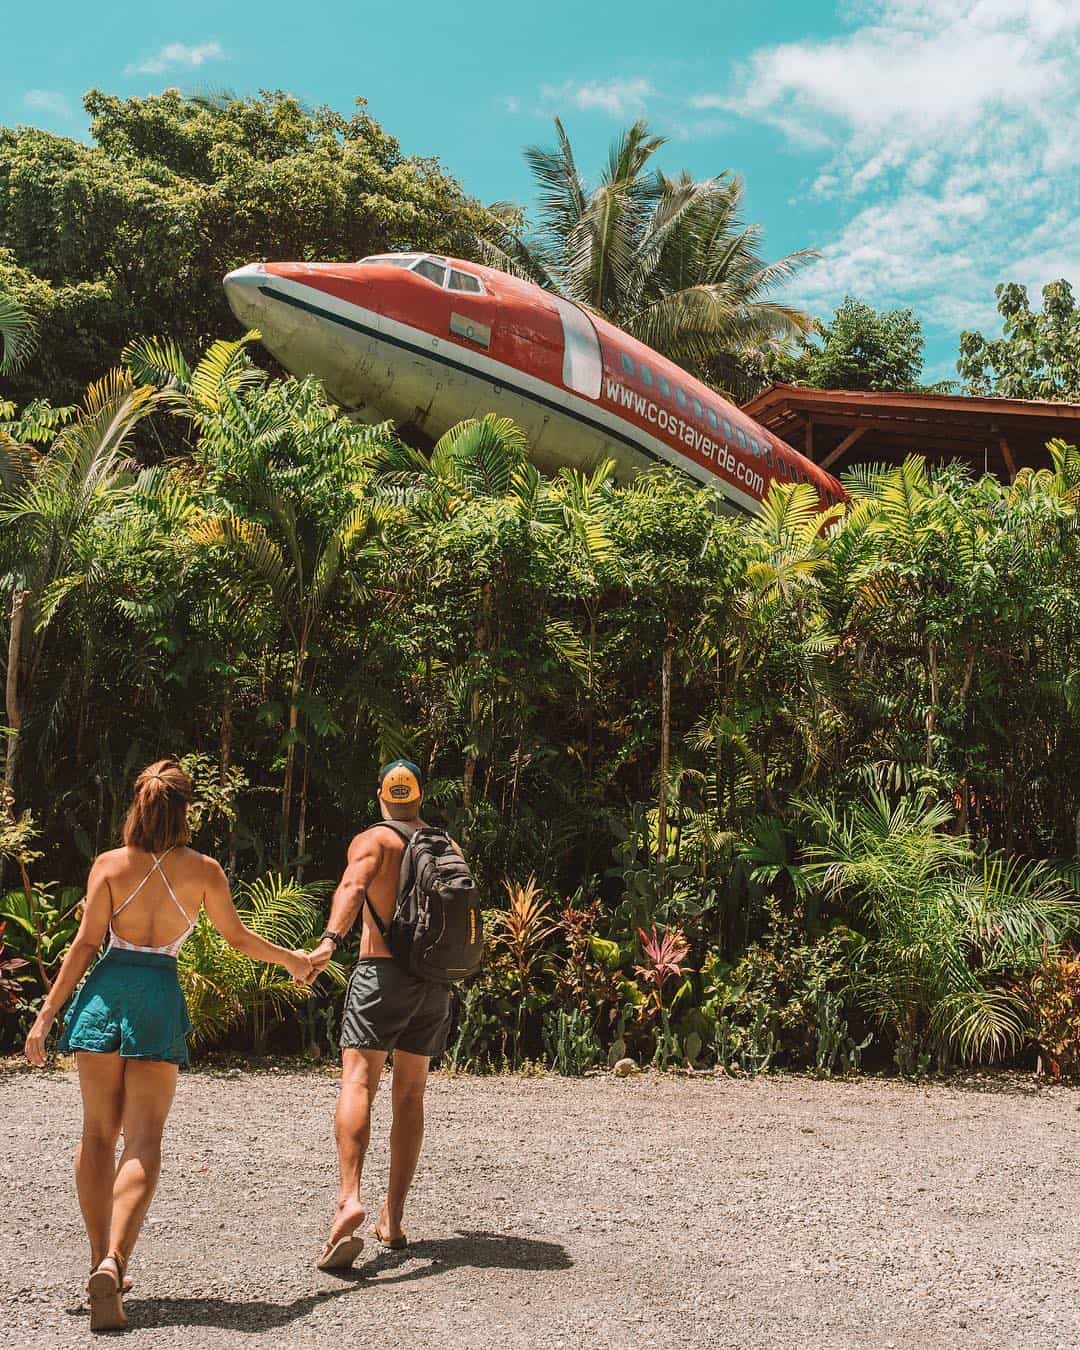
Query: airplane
223 252 844 516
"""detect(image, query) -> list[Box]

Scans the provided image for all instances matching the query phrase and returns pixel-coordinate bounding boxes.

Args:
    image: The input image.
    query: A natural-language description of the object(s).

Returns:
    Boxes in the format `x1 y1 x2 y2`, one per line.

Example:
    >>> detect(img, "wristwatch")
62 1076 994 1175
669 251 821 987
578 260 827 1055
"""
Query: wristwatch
319 929 345 949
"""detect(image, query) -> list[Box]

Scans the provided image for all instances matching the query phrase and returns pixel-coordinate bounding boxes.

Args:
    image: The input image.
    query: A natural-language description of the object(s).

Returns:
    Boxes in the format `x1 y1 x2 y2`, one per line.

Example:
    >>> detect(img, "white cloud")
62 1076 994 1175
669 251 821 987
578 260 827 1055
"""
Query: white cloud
707 0 1080 337
24 90 71 118
125 41 225 77
540 78 653 119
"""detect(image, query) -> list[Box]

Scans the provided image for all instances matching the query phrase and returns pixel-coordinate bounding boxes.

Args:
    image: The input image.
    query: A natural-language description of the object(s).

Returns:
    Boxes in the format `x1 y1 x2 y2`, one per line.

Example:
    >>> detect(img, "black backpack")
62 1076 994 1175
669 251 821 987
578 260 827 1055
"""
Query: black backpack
366 821 484 985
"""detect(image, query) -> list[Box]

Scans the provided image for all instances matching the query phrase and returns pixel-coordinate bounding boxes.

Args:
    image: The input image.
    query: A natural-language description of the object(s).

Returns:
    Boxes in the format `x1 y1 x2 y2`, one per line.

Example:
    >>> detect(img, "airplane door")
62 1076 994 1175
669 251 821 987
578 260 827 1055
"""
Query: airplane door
552 296 603 400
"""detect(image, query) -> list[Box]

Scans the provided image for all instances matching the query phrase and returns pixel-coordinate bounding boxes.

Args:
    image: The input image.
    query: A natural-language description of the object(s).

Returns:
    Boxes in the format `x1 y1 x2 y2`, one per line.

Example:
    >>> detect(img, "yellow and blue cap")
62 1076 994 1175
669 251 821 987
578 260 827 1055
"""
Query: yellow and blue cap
378 759 423 806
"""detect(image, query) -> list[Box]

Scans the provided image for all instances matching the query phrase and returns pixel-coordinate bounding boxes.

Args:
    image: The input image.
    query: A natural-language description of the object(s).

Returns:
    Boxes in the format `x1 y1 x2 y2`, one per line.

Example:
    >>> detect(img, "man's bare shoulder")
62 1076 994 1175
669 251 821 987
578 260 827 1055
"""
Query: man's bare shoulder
347 825 396 860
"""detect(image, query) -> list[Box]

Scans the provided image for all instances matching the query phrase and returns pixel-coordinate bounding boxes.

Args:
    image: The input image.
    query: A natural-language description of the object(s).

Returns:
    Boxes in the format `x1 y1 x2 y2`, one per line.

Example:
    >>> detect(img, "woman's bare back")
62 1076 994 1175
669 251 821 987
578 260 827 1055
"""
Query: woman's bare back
96 845 209 950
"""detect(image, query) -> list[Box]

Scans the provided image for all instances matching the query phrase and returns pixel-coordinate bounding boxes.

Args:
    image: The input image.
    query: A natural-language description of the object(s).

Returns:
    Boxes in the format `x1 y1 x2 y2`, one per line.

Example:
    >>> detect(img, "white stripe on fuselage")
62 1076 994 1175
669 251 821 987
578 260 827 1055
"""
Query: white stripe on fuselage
257 274 761 513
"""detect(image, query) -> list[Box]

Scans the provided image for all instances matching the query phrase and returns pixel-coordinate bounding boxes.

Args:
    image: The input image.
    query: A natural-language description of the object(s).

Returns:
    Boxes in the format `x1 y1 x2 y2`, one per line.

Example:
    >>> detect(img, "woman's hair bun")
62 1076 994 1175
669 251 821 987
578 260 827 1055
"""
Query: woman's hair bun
124 759 193 851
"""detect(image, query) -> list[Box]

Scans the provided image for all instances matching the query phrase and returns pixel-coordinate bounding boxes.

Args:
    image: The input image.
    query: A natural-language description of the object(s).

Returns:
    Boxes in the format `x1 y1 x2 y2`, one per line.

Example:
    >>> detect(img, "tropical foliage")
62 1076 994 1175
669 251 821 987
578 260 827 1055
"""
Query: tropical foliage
0 89 494 405
2 336 1077 1074
768 296 934 393
958 279 1080 401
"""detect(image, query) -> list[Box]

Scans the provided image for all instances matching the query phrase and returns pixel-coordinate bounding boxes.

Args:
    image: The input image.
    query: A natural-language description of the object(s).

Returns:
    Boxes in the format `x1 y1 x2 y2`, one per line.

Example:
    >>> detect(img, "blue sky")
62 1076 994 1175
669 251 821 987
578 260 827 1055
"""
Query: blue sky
7 0 1079 381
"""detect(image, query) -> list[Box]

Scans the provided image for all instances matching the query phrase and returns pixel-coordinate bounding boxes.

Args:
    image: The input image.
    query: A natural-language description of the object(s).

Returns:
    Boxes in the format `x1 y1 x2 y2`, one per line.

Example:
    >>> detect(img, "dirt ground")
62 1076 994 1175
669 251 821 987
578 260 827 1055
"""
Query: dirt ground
1 1064 1077 1350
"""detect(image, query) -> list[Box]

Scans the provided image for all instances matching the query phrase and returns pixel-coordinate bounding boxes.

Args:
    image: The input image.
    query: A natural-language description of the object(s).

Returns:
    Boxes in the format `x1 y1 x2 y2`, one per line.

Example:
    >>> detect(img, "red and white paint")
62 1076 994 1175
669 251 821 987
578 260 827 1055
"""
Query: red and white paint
224 253 843 515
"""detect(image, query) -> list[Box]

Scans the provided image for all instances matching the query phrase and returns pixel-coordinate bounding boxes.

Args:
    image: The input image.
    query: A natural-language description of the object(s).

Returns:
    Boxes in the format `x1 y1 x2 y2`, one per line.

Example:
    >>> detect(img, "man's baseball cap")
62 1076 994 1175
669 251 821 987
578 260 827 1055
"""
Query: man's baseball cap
378 759 423 805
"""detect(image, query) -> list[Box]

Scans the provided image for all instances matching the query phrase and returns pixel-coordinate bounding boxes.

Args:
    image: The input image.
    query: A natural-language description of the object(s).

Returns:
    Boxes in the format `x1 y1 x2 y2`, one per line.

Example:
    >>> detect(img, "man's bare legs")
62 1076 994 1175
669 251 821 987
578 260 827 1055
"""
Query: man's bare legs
329 1048 387 1245
376 1050 429 1243
108 1059 178 1265
74 1052 125 1267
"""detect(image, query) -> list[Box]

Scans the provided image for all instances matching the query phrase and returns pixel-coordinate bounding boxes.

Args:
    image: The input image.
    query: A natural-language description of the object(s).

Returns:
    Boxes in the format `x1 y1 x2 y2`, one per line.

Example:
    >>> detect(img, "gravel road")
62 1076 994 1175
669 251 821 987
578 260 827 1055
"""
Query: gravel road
1 1065 1077 1349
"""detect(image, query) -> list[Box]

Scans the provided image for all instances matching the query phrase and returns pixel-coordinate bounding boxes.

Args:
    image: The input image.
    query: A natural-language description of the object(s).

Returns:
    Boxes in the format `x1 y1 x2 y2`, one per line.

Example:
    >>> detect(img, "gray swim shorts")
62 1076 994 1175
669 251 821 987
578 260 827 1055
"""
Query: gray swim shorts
339 957 452 1058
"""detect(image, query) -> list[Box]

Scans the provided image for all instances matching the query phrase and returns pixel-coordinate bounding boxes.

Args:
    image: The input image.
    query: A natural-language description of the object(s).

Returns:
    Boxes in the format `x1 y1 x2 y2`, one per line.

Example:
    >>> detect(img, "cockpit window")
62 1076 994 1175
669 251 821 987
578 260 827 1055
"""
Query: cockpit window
448 269 483 293
414 259 448 286
359 254 417 268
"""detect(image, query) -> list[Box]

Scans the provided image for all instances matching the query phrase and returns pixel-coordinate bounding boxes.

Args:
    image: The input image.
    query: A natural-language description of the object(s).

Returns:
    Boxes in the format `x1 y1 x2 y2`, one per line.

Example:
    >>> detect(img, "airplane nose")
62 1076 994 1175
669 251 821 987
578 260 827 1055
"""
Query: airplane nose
223 262 267 329
224 262 266 284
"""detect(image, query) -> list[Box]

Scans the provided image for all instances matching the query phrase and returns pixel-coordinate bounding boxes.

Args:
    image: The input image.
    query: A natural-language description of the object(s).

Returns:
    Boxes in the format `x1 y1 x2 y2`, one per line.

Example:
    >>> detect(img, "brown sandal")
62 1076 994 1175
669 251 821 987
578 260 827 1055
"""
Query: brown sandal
316 1233 364 1271
89 1264 132 1294
372 1224 408 1251
87 1253 128 1332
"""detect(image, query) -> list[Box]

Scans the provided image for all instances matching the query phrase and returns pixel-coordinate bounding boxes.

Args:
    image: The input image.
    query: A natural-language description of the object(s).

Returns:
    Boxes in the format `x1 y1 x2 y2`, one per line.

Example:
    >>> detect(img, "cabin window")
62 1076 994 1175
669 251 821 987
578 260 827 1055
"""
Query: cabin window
707 408 718 430
658 376 671 398
692 398 703 419
620 352 634 375
736 428 747 449
750 437 761 457
722 417 734 438
676 387 688 409
448 269 482 293
414 259 447 286
778 459 788 478
640 364 653 387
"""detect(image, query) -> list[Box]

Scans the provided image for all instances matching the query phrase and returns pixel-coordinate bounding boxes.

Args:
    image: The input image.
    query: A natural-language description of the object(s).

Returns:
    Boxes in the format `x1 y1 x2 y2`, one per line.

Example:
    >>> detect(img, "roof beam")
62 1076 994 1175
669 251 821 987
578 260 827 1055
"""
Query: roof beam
998 433 1017 481
819 426 867 472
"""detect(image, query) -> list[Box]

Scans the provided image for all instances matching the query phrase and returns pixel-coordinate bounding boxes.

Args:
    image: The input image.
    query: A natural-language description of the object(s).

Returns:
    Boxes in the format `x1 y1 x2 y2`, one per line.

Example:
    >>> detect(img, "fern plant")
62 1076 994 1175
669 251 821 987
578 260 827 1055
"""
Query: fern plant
178 873 343 1053
799 792 1077 1070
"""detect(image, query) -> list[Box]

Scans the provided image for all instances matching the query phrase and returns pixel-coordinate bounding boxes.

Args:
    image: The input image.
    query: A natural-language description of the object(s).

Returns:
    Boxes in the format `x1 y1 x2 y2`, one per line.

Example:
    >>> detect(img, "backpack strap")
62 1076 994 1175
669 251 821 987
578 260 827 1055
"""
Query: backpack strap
364 820 420 938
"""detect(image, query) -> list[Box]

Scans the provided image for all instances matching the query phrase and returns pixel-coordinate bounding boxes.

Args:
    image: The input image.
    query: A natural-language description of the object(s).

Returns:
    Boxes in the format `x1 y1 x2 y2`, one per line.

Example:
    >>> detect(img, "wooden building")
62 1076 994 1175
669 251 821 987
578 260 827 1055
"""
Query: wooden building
741 384 1080 481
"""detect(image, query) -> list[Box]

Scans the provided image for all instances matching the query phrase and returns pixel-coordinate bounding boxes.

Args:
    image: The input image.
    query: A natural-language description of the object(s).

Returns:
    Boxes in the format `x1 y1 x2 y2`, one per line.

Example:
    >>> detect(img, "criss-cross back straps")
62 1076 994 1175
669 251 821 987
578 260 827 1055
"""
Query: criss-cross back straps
111 846 189 926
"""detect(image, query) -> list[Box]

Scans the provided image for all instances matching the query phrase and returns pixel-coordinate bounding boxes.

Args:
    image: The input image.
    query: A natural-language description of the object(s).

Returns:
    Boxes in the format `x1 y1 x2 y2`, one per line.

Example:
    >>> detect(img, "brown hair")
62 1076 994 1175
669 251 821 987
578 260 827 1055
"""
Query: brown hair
122 760 193 854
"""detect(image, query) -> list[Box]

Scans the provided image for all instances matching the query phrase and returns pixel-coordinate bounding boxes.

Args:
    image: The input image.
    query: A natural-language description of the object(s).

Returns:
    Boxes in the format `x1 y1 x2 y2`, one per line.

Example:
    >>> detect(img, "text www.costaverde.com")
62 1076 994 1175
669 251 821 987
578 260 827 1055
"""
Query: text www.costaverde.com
603 379 766 495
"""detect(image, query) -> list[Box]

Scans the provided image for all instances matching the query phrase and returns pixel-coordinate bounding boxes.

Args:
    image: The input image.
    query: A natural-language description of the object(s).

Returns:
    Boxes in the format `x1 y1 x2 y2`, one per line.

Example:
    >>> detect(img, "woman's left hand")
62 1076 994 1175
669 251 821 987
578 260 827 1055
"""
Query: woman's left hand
24 1013 53 1067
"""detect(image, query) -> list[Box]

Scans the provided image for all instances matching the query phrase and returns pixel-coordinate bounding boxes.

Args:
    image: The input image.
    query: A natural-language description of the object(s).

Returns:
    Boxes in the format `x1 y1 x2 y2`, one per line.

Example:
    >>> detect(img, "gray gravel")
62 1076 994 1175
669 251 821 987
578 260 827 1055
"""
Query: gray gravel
1 1064 1077 1349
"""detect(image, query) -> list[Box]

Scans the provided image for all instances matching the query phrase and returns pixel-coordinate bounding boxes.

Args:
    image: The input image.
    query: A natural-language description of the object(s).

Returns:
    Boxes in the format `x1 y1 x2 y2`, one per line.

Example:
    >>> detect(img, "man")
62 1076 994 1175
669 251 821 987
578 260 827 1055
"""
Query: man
306 759 454 1271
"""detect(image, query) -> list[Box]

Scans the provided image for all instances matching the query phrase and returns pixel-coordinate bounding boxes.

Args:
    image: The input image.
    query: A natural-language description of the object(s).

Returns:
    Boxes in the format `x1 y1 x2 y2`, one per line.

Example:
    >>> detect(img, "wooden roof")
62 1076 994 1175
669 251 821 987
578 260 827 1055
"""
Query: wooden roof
741 383 1080 480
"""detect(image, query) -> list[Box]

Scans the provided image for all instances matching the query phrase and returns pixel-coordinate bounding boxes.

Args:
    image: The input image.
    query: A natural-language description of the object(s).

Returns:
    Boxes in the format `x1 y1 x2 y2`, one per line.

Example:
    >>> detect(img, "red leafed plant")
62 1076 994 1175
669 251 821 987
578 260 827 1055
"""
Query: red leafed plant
0 920 30 1015
635 924 691 1013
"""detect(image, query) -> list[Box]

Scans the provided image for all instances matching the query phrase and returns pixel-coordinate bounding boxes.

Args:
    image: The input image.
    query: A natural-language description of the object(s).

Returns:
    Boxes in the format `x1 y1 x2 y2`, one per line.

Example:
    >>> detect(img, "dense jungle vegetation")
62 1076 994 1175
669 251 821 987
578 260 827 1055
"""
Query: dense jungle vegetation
1 93 1078 1078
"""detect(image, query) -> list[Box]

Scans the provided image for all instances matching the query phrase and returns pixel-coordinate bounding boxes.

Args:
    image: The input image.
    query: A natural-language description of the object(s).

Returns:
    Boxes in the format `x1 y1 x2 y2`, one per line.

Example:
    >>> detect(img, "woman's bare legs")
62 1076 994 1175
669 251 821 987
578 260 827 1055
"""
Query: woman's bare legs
74 1052 125 1266
108 1058 178 1265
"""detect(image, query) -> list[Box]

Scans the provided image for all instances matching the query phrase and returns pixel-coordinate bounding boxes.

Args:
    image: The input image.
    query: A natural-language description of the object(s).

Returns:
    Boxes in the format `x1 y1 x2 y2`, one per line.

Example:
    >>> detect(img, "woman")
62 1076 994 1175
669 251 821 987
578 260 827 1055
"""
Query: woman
24 760 314 1332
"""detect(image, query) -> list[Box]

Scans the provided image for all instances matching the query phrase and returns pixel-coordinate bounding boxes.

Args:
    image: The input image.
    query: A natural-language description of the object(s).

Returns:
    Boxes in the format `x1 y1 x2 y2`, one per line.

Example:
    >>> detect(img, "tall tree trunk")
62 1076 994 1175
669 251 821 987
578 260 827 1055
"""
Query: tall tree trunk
925 638 939 769
219 678 237 870
658 629 673 864
463 583 493 810
280 648 305 871
296 745 310 883
3 589 29 811
219 679 234 782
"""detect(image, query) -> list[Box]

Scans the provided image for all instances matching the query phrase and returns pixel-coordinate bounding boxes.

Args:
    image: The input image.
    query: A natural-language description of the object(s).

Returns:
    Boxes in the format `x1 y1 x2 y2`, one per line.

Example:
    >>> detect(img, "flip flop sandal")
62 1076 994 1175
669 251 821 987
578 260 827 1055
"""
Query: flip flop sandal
371 1224 408 1251
87 1253 128 1332
89 1266 132 1293
316 1234 364 1272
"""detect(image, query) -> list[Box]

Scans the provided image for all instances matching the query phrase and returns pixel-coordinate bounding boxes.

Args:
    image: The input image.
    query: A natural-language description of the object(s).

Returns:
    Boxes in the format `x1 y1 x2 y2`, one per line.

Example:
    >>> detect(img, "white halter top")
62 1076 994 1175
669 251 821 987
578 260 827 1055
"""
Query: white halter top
109 848 196 958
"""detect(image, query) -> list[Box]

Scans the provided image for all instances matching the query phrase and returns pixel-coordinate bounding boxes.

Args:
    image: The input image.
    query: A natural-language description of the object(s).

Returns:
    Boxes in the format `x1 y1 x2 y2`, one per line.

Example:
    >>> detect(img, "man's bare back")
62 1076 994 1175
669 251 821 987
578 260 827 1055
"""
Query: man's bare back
351 823 414 959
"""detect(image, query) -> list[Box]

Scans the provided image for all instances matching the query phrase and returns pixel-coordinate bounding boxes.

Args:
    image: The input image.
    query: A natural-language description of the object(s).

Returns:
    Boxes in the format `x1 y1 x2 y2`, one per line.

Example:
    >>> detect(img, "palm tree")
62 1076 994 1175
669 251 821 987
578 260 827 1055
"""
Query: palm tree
0 293 37 377
372 414 599 816
0 371 156 810
486 118 816 398
800 791 1077 1069
125 333 393 868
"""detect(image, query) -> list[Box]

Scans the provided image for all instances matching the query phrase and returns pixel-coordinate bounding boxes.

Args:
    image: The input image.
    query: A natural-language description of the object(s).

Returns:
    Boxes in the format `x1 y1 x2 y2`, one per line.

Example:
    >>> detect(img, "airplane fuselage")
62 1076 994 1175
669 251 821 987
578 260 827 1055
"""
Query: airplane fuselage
224 253 843 515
